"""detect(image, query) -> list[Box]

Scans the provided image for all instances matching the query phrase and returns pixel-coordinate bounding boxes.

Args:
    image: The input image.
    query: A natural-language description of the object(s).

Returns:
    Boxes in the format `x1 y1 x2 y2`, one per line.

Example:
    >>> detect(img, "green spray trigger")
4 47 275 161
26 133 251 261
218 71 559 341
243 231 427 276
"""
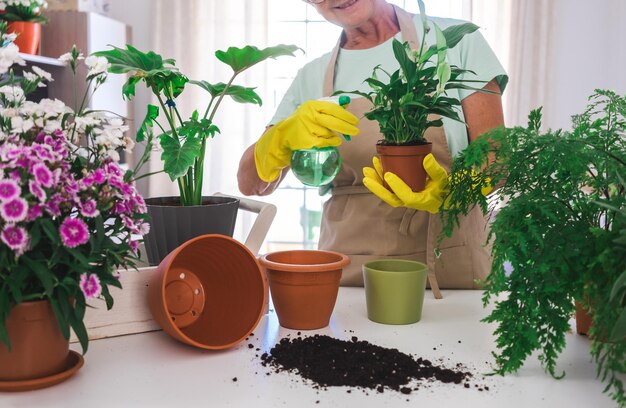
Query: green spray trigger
338 95 352 141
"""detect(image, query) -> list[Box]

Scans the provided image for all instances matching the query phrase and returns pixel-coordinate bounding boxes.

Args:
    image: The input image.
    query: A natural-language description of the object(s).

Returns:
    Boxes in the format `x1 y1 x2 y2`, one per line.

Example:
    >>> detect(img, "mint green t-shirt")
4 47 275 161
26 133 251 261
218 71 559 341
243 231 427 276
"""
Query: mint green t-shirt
270 14 508 157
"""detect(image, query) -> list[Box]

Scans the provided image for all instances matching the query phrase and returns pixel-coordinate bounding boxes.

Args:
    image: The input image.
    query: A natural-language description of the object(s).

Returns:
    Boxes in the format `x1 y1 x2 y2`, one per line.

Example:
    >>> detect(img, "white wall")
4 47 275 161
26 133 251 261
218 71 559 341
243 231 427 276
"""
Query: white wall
546 0 626 130
105 0 155 194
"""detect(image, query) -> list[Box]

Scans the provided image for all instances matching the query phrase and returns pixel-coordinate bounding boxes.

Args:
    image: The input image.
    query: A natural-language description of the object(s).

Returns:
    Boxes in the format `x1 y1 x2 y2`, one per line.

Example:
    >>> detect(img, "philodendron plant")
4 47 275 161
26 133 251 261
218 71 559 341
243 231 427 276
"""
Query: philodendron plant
95 44 300 206
338 0 488 145
440 90 626 406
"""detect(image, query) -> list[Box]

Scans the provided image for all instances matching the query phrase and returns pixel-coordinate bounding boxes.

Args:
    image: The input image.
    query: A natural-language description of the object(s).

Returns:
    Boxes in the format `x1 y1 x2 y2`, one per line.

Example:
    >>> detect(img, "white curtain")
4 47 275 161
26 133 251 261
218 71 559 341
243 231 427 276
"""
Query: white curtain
469 0 626 130
148 0 271 198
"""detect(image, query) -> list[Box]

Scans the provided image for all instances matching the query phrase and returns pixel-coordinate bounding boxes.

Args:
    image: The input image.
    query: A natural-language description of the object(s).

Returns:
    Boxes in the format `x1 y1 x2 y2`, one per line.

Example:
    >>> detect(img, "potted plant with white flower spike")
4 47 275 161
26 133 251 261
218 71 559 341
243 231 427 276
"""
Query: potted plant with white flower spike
0 31 150 391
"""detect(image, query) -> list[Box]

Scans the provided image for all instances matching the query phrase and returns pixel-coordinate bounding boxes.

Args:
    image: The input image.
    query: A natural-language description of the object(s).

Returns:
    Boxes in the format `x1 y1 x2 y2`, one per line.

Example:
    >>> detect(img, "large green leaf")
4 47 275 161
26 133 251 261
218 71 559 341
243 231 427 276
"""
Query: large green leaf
22 257 54 296
93 44 177 75
391 39 414 82
190 80 262 105
160 135 202 180
215 44 301 74
442 23 480 49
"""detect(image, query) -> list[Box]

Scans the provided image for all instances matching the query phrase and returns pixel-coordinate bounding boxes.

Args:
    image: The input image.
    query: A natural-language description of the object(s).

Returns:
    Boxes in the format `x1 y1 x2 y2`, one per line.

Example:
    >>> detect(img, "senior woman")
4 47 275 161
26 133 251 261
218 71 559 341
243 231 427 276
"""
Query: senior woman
238 0 507 296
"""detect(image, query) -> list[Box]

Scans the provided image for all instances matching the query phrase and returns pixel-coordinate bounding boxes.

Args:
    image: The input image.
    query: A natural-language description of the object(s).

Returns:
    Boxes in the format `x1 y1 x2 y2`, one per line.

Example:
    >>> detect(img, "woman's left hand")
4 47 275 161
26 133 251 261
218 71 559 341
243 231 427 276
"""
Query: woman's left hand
362 154 449 214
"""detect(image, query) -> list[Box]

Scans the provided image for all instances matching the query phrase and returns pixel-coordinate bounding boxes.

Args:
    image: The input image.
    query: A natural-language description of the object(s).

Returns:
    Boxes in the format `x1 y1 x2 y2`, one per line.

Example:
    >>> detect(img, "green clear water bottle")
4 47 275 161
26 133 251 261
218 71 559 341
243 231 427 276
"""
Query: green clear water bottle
290 96 351 187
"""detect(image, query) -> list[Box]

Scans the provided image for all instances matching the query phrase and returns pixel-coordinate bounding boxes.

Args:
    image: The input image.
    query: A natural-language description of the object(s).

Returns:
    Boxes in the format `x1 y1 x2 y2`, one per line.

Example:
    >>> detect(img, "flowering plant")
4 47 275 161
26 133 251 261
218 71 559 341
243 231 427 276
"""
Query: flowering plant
0 0 48 23
94 43 300 206
0 26 149 353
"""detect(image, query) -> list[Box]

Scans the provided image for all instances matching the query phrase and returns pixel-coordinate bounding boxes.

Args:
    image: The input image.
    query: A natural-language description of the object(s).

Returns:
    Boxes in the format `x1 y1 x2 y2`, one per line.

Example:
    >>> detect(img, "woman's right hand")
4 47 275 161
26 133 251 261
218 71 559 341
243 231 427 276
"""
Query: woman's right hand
254 100 359 182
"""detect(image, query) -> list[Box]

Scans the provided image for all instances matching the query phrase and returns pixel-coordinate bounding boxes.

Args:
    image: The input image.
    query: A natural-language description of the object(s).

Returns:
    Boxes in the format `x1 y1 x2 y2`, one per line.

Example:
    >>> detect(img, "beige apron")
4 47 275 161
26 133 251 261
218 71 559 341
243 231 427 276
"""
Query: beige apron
318 5 491 298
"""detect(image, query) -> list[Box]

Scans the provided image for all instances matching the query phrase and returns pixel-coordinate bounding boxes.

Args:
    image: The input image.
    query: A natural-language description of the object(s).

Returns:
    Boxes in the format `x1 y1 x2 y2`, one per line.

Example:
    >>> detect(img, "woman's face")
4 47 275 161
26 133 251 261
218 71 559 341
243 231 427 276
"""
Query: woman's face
310 0 386 30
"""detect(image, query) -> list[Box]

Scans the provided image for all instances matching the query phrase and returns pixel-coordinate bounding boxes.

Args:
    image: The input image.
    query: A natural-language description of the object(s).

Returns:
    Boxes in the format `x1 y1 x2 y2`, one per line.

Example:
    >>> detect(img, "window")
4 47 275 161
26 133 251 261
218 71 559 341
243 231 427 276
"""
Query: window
261 0 467 252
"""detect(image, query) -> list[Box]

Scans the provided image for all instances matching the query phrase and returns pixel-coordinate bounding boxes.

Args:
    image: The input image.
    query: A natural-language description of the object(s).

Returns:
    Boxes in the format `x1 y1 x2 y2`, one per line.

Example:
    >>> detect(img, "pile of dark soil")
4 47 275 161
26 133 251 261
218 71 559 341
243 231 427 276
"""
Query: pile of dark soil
260 334 473 394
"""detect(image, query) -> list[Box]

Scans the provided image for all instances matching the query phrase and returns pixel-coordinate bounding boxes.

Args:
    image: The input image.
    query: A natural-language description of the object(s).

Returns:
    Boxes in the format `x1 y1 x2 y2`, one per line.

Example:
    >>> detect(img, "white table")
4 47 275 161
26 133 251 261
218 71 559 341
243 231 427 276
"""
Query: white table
1 289 619 408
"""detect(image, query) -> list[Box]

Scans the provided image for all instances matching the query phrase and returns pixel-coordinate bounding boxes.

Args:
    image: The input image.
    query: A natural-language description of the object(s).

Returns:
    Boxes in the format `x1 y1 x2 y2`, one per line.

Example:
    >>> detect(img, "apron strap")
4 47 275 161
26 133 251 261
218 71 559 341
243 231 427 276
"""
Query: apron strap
426 213 443 299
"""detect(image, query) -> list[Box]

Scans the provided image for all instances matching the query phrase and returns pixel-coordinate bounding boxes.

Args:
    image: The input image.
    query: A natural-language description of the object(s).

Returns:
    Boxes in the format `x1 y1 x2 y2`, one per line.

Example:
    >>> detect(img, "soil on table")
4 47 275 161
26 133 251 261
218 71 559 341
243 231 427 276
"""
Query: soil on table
260 334 477 394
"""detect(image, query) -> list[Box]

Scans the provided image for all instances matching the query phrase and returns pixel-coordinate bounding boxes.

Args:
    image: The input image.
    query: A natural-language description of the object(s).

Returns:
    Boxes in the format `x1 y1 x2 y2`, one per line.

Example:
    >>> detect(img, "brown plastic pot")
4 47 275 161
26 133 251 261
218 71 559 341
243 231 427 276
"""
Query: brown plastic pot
7 22 41 55
259 250 350 330
377 142 433 192
575 301 593 336
147 234 267 350
0 300 69 381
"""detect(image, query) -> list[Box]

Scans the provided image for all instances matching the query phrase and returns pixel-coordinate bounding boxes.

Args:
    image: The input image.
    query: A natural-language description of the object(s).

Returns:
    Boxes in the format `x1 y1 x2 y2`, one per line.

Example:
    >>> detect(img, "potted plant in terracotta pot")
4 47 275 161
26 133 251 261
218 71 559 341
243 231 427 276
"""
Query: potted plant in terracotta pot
0 0 48 55
338 0 489 192
440 90 626 406
95 43 300 265
0 37 149 391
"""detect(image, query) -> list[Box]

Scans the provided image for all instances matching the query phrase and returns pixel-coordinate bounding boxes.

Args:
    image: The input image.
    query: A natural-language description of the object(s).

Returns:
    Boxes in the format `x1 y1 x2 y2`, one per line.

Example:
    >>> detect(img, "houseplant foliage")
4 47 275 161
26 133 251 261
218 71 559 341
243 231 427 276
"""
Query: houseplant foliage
0 0 48 23
94 43 300 206
0 34 149 354
440 89 626 405
339 0 485 145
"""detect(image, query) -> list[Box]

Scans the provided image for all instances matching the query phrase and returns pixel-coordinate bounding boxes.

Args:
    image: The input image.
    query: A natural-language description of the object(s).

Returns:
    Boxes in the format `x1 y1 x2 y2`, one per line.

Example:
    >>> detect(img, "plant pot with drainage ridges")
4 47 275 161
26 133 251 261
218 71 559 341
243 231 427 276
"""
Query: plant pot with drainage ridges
259 250 350 330
143 196 240 266
147 234 266 350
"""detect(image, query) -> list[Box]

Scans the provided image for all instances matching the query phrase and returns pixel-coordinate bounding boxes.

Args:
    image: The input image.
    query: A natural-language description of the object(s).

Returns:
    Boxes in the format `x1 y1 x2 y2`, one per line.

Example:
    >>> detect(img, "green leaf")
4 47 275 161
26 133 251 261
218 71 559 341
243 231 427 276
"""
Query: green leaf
22 257 54 296
190 81 263 106
441 22 480 49
160 135 202 180
610 271 626 302
137 104 159 142
93 44 177 76
391 39 414 82
49 297 70 340
215 44 301 74
69 307 89 354
609 307 626 342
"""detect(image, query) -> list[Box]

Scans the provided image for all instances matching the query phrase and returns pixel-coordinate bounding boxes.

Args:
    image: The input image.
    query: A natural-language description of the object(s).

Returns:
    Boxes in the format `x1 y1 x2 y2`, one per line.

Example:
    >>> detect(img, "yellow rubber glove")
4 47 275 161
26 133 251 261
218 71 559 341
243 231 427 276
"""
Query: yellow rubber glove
363 154 493 213
254 100 359 182
363 154 449 214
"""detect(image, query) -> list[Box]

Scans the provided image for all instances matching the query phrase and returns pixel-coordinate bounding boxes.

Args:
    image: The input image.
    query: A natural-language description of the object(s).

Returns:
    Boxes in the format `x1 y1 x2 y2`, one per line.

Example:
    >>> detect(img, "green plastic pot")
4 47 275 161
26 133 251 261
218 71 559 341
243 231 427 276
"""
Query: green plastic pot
362 259 428 325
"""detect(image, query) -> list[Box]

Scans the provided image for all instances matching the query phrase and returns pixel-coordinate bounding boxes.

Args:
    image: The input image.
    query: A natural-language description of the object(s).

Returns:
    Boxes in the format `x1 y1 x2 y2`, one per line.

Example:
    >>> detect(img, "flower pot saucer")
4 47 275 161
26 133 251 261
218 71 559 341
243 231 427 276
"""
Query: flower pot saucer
0 350 84 392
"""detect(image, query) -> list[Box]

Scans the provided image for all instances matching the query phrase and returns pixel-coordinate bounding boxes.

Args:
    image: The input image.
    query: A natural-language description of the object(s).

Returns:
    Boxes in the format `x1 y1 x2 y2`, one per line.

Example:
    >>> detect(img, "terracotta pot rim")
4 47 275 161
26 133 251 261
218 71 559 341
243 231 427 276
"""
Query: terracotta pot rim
155 234 267 350
259 250 350 273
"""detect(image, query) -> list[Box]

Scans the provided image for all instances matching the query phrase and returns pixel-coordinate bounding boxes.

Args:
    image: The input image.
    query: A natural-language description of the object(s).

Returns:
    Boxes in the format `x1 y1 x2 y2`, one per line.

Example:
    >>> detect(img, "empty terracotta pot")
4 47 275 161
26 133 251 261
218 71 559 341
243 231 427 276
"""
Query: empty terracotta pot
147 234 267 349
0 300 69 381
259 250 350 330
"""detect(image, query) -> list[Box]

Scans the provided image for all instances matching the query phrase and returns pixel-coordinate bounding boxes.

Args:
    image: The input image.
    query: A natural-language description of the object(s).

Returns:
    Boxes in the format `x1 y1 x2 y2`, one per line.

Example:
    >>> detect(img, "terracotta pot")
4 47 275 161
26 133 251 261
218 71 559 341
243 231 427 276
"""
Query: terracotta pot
575 301 593 336
144 196 240 266
376 142 433 192
6 22 41 55
148 234 267 350
259 250 350 330
0 300 69 381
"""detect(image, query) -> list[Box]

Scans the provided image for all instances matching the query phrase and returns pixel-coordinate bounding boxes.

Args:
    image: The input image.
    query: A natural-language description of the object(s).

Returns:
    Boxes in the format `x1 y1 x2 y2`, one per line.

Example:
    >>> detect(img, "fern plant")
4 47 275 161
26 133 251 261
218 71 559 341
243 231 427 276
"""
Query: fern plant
440 89 626 406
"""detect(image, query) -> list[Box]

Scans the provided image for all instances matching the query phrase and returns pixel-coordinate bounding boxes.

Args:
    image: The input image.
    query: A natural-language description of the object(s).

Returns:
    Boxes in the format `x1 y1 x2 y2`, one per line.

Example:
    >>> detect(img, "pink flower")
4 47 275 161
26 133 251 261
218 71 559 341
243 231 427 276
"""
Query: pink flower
32 163 53 188
0 179 20 201
27 204 43 221
79 199 99 218
0 197 28 222
59 217 90 248
29 180 46 202
1 224 29 256
79 273 102 298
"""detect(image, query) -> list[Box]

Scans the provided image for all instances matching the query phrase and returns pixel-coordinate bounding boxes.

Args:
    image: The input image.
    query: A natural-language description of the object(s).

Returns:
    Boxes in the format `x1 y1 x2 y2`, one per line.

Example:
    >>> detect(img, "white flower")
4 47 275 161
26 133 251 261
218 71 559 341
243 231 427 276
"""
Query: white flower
59 51 84 64
0 43 24 75
32 66 53 82
10 116 35 133
0 108 18 118
22 71 38 82
2 33 17 42
107 149 120 162
84 55 110 78
0 85 24 103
